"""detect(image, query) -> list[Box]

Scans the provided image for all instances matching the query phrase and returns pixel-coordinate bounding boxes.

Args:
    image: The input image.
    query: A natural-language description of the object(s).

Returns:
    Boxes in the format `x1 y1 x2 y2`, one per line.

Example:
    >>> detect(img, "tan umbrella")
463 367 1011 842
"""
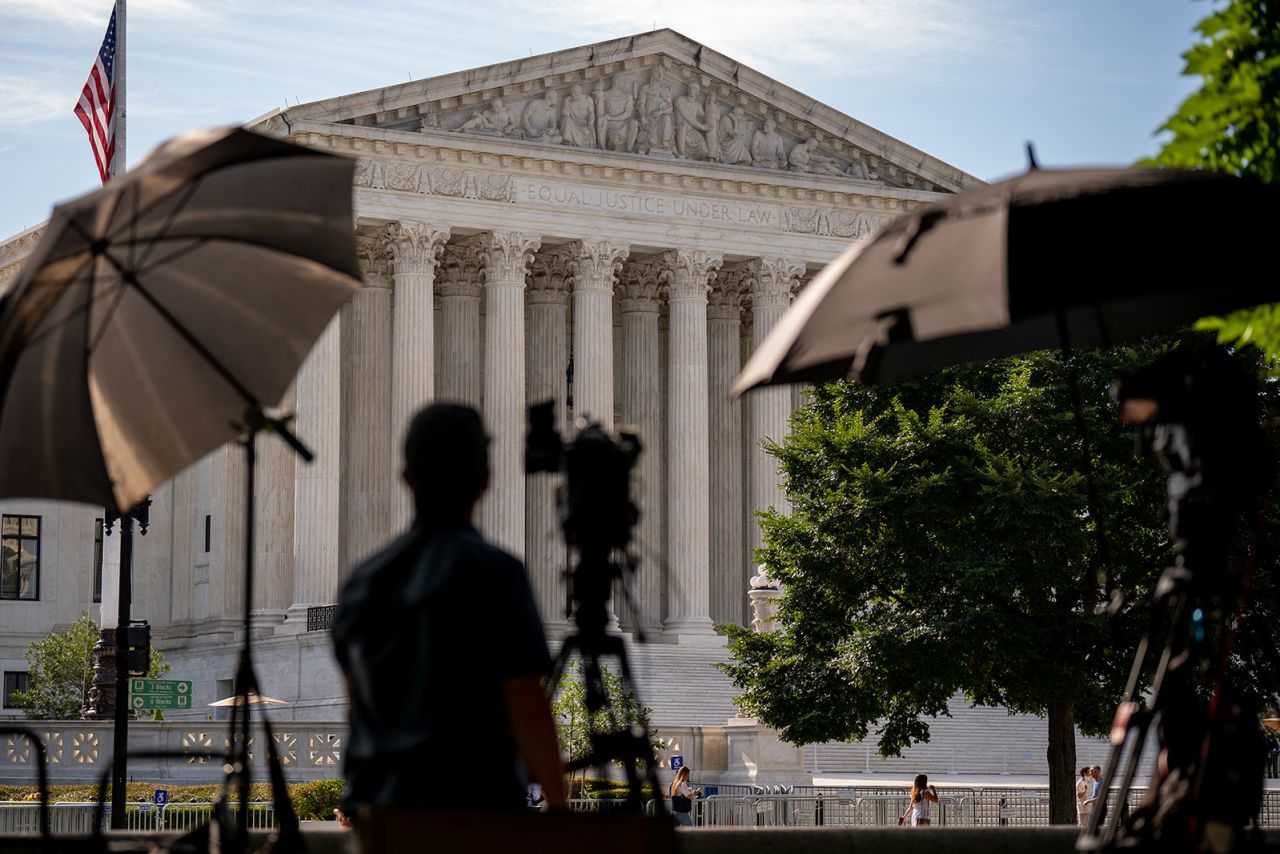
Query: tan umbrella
1262 719 1280 732
0 125 360 512
209 692 289 708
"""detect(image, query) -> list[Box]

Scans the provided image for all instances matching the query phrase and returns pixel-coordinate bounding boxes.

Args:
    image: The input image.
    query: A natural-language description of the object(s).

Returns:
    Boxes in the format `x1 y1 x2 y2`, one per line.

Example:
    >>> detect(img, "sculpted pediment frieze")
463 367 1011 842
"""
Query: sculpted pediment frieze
342 59 937 193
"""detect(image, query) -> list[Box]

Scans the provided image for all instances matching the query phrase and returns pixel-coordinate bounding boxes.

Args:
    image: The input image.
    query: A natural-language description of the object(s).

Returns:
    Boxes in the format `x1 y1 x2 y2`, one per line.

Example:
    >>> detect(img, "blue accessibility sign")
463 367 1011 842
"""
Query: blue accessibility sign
670 755 684 771
154 789 169 807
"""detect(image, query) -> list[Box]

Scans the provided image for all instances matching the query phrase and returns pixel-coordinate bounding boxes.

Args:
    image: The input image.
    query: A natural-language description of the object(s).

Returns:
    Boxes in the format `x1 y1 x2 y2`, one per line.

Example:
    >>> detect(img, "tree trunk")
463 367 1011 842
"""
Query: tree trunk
1047 700 1078 825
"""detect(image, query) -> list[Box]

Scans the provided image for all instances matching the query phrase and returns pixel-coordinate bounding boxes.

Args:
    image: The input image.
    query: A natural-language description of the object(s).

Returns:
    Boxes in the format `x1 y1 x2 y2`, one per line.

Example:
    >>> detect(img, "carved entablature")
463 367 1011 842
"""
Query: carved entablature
784 207 896 239
350 60 934 191
0 226 46 293
353 158 517 203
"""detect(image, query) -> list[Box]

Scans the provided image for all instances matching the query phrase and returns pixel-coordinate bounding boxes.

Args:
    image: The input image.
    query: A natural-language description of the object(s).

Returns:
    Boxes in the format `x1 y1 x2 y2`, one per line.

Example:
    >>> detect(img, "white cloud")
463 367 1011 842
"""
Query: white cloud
0 0 203 28
502 0 1015 79
0 73 69 124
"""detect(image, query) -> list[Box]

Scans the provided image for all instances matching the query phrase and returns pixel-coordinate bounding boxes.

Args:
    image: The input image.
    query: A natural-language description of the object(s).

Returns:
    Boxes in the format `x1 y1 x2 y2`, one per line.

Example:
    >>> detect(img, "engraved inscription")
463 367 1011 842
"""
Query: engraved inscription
518 180 782 227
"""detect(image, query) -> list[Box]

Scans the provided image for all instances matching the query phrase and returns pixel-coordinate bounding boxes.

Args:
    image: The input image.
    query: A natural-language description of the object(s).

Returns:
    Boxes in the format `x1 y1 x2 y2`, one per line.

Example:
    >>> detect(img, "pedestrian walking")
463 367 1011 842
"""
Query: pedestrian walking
899 774 939 827
1076 766 1092 827
1266 735 1278 778
670 766 701 827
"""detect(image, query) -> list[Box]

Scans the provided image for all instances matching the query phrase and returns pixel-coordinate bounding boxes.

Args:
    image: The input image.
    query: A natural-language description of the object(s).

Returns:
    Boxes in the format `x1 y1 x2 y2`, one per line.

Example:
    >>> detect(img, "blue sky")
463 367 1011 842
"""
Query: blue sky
0 0 1207 238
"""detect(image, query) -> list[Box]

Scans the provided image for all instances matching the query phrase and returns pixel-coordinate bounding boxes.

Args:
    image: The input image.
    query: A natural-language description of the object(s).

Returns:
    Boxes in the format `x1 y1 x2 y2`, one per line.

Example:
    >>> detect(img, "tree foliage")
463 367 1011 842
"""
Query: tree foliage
1150 0 1280 370
722 348 1176 750
12 613 169 720
721 340 1280 821
551 657 659 771
1152 0 1280 183
12 614 101 720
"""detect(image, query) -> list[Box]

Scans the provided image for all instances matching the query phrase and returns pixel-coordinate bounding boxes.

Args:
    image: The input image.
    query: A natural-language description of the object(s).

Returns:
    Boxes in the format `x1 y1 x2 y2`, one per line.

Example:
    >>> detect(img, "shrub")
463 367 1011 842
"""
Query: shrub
291 778 345 821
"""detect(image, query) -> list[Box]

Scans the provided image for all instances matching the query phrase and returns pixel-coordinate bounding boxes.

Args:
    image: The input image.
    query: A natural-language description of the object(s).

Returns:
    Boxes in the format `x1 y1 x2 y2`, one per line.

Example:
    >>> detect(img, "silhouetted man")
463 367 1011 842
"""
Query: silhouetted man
333 403 566 815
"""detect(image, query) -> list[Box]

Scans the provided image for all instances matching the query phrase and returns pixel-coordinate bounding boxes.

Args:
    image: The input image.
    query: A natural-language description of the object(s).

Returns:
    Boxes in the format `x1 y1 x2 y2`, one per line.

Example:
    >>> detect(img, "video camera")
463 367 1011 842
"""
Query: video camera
525 400 641 554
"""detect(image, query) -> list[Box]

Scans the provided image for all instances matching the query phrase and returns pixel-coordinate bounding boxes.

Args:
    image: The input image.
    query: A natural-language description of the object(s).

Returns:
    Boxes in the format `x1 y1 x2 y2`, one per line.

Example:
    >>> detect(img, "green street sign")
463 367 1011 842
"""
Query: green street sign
130 679 192 711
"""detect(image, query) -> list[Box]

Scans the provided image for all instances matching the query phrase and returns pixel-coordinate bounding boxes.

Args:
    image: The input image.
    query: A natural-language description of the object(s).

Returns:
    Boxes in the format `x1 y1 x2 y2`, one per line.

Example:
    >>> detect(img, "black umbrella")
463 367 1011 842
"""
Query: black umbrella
735 167 1280 393
0 125 359 848
733 166 1280 848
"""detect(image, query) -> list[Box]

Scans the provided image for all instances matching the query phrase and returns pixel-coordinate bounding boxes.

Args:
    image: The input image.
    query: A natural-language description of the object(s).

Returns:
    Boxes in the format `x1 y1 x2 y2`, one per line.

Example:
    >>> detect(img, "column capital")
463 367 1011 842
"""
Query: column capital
618 261 667 314
529 249 573 306
438 239 485 299
744 257 807 308
568 239 629 295
356 227 394 290
480 231 542 284
663 249 723 302
707 275 742 322
391 221 450 277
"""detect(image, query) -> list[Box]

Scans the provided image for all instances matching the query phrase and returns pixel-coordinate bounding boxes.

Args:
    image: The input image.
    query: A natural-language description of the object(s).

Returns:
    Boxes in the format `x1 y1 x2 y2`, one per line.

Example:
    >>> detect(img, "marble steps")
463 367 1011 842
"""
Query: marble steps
614 638 1113 775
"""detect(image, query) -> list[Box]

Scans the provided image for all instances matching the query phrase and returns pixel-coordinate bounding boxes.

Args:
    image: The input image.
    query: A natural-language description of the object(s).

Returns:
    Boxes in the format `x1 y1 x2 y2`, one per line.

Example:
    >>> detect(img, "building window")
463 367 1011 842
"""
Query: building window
3 671 29 708
1 515 40 601
92 518 104 604
204 515 211 553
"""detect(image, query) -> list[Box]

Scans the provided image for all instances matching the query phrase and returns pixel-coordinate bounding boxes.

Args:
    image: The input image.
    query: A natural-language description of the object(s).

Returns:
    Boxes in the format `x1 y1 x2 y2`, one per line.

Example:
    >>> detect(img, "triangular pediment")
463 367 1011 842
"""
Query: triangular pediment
265 30 979 194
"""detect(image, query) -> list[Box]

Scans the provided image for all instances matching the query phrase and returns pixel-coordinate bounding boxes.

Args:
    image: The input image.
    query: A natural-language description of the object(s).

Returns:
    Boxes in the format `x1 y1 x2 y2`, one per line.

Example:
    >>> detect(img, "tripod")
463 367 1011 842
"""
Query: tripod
528 408 666 815
1080 346 1271 852
549 535 665 813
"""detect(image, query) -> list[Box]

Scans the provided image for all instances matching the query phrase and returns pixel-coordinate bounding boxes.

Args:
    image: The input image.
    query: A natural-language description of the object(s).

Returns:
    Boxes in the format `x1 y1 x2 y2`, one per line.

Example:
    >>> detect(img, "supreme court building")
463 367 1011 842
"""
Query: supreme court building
0 31 1112 783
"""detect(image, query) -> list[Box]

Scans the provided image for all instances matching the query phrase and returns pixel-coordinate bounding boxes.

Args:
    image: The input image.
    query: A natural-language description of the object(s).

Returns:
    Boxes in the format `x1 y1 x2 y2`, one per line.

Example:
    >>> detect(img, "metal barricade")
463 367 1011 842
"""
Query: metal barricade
0 800 277 834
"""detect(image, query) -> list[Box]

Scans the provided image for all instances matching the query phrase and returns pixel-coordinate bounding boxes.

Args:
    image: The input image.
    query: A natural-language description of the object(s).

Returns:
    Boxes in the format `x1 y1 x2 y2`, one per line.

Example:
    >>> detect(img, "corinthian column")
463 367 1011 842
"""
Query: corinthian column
342 228 394 571
254 381 295 629
569 239 629 430
479 231 541 557
745 258 807 559
437 241 484 407
707 271 744 627
526 251 571 629
390 221 450 531
289 314 341 624
663 249 722 636
619 261 666 633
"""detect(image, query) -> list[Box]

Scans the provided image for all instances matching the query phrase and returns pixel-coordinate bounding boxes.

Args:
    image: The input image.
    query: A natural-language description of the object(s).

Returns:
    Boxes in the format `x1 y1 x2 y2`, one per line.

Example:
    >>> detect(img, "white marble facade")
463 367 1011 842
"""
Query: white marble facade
0 30 979 723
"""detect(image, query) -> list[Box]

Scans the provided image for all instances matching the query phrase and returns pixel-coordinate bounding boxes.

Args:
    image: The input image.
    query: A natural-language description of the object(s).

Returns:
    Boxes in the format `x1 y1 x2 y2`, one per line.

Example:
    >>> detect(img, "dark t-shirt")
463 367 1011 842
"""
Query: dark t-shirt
333 522 551 811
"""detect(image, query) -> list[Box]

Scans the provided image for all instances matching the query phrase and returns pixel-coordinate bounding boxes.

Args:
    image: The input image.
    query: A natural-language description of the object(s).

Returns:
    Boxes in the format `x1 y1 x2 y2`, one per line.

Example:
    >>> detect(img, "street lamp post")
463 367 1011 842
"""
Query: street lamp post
104 498 150 830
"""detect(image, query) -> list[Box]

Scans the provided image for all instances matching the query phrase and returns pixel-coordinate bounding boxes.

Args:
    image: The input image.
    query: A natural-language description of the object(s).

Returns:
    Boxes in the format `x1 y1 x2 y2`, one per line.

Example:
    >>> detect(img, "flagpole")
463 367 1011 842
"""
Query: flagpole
111 0 125 179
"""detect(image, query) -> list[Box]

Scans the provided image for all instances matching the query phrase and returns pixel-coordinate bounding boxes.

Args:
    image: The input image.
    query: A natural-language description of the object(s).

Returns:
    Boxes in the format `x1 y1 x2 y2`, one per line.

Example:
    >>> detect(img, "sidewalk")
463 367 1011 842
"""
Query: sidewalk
807 772 1280 791
809 772 1118 789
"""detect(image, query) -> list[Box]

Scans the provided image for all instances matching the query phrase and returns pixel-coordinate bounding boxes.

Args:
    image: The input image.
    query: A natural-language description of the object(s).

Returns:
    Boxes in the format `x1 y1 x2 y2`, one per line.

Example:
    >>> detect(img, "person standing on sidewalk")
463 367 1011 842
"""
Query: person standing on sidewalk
334 403 567 819
900 774 939 826
1076 767 1093 826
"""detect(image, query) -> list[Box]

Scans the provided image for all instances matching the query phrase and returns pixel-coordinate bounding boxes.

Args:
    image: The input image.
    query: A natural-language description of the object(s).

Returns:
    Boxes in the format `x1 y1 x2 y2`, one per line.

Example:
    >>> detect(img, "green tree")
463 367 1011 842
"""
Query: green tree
552 657 660 790
1150 0 1280 367
721 346 1181 824
1152 0 1280 183
12 614 100 720
12 613 169 720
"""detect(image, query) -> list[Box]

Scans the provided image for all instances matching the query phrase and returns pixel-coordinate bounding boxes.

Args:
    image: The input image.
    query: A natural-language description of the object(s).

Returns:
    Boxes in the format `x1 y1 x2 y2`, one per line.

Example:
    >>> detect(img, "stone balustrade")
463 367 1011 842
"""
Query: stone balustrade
0 721 347 786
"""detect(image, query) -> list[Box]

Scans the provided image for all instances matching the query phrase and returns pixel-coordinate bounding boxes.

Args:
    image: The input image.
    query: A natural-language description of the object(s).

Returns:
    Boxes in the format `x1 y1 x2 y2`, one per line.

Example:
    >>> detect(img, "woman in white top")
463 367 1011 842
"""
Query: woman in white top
669 766 701 827
900 773 939 826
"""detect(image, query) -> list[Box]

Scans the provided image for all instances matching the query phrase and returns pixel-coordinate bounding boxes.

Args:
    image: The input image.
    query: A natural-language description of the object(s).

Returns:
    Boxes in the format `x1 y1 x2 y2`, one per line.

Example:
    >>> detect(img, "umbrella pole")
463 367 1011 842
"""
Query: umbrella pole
235 427 257 843
1054 309 1115 610
227 408 313 849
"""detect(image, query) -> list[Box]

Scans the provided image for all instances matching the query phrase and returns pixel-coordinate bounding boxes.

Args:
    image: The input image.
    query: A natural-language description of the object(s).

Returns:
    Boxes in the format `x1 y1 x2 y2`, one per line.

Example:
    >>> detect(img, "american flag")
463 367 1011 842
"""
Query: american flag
74 4 118 183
